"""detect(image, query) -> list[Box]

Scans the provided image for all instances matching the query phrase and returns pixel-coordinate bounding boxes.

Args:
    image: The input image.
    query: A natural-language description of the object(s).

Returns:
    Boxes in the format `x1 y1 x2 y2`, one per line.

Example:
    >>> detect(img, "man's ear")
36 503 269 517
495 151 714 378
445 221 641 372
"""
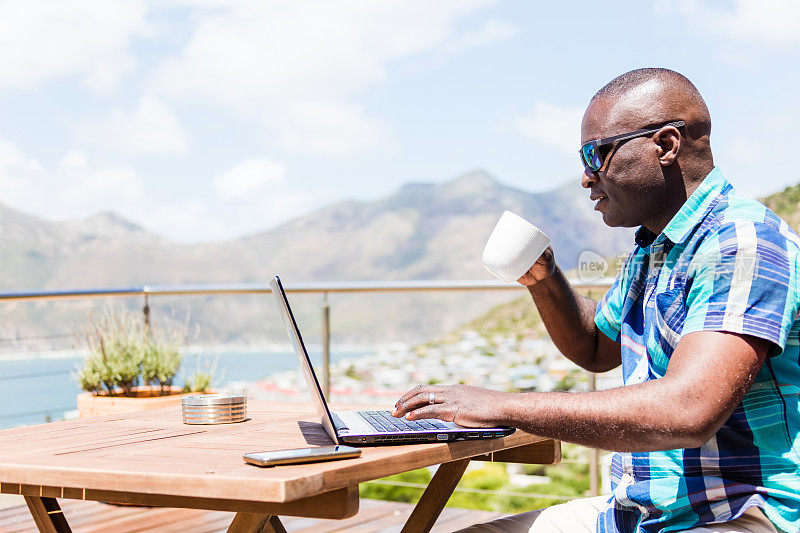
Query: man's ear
655 126 681 166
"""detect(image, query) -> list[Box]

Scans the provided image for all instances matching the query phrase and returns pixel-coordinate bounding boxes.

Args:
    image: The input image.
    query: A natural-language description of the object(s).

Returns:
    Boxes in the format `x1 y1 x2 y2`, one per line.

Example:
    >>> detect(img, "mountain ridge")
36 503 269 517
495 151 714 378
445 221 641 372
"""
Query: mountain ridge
0 169 632 344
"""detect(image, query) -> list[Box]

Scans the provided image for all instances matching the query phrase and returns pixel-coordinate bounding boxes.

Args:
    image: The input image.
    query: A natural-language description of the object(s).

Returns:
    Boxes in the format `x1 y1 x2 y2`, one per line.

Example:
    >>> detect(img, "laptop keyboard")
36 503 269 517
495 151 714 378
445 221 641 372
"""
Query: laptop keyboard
360 410 449 432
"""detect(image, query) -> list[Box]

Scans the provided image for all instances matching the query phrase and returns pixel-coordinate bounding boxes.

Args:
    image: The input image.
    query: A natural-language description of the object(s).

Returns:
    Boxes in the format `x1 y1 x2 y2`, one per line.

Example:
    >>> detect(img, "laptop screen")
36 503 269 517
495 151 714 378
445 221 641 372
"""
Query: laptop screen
270 276 339 440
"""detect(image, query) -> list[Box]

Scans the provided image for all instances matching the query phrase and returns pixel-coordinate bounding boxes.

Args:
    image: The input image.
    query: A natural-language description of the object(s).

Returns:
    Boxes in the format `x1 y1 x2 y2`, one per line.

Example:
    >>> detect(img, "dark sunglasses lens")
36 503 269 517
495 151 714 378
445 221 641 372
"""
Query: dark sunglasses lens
581 144 601 171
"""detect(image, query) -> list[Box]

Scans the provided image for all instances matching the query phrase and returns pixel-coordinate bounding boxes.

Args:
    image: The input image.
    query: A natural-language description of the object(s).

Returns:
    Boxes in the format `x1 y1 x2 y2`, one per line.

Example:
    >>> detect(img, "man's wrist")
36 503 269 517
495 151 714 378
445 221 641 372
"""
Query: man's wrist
495 391 523 427
526 266 560 296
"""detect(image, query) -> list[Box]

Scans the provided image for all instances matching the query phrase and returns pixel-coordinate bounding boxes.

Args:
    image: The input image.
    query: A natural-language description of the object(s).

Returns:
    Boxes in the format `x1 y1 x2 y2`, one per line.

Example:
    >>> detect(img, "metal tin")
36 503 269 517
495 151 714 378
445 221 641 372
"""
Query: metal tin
181 394 247 424
182 409 246 416
181 394 246 406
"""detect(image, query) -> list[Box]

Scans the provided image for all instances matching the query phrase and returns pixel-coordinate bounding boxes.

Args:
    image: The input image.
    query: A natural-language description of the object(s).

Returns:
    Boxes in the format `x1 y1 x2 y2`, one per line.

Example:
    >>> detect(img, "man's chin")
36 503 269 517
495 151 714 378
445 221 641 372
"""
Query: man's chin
600 211 620 227
600 211 637 229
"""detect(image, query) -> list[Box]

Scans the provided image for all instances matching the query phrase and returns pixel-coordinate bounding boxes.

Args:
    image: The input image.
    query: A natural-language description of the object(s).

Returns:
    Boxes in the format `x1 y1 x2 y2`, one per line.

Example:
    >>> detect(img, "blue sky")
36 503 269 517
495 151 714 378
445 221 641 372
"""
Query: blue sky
0 0 797 242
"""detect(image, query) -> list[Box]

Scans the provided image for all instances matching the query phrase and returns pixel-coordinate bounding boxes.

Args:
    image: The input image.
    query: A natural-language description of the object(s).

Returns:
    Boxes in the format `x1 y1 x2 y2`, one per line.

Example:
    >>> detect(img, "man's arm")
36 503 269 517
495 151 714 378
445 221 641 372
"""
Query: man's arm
393 330 770 452
519 247 621 372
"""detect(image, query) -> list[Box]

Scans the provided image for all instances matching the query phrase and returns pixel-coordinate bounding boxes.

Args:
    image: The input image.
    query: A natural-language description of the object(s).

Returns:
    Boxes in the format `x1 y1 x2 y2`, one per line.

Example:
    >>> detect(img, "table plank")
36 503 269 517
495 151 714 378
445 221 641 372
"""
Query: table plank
472 440 561 465
0 402 555 505
8 484 359 519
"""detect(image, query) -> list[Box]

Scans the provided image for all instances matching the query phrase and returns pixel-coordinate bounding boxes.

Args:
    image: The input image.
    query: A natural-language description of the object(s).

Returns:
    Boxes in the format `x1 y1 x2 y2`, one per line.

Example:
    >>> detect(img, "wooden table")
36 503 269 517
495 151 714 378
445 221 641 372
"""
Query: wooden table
0 401 560 533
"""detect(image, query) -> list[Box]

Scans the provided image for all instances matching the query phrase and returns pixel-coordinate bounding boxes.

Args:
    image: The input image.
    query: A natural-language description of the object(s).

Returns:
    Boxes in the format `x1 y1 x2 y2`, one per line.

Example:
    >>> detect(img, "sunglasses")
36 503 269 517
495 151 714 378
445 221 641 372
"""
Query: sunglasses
580 120 685 172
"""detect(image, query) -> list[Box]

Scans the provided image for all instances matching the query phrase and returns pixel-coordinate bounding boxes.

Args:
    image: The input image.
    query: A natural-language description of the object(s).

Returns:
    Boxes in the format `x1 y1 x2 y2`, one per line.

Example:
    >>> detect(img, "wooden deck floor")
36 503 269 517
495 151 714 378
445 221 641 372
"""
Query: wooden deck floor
0 498 508 532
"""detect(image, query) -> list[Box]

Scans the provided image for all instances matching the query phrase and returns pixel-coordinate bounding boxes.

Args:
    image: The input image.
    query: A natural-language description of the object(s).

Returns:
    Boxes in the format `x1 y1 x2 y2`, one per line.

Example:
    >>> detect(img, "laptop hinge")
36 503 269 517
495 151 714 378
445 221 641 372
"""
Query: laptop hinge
331 412 350 432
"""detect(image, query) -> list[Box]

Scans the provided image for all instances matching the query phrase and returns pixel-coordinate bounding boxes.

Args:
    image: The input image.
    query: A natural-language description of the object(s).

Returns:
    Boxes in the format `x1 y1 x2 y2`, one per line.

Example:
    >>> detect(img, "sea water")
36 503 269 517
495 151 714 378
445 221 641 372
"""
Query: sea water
0 350 368 429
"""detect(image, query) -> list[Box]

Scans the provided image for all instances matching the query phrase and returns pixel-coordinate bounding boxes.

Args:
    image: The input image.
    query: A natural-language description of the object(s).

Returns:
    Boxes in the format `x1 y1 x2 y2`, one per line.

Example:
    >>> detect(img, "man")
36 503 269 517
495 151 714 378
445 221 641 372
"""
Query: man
392 68 800 532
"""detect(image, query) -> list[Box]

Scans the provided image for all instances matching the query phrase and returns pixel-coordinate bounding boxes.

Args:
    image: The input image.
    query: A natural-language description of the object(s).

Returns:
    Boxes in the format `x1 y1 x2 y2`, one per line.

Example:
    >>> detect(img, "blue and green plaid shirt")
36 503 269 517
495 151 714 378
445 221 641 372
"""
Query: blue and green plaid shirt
594 167 800 533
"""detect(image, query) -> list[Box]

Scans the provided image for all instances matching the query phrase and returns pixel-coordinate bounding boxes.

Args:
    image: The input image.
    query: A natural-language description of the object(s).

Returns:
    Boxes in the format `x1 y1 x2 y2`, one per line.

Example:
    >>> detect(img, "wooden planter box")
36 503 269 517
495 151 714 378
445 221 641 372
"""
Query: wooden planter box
77 386 194 418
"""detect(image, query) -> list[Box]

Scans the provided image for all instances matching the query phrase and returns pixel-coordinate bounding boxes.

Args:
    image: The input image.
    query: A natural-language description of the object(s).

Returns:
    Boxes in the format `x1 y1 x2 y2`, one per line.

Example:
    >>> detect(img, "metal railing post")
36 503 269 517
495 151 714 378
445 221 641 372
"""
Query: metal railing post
321 292 331 401
587 370 599 496
143 293 151 334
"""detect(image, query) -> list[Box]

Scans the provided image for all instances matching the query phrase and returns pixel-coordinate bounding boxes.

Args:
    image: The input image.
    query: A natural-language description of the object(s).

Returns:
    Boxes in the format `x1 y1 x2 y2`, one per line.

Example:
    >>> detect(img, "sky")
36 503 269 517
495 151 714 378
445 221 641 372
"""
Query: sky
0 0 798 243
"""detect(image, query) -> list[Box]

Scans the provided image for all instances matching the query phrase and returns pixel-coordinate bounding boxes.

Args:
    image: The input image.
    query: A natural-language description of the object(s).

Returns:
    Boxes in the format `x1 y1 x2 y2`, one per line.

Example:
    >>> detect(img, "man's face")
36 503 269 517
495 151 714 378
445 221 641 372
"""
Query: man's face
580 98 666 229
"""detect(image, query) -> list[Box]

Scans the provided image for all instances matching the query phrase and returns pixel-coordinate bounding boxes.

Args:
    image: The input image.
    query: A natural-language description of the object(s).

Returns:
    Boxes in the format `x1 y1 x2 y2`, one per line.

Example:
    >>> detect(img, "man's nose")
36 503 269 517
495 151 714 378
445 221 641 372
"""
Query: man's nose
581 168 598 189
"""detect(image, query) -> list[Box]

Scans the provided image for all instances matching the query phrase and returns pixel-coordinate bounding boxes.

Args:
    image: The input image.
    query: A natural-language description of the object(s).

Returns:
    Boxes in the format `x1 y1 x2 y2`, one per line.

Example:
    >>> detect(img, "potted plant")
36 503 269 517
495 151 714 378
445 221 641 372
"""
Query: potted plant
74 311 210 418
182 357 219 394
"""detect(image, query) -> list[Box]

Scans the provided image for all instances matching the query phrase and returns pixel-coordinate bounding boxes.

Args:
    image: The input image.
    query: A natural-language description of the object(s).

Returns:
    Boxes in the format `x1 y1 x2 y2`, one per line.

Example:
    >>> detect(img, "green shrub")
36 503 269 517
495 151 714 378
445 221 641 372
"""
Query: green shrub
75 311 187 397
143 338 182 392
359 468 431 503
359 445 592 513
183 356 220 393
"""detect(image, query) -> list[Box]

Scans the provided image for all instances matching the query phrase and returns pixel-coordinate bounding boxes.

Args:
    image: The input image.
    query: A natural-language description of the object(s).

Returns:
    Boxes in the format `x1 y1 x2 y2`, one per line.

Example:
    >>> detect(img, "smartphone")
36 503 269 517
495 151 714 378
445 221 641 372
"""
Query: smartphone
243 445 362 467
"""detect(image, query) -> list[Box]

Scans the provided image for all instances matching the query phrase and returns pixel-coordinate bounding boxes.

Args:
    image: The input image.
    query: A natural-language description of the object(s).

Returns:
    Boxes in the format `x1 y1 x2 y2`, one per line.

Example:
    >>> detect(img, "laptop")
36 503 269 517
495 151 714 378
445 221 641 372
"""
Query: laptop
270 276 515 445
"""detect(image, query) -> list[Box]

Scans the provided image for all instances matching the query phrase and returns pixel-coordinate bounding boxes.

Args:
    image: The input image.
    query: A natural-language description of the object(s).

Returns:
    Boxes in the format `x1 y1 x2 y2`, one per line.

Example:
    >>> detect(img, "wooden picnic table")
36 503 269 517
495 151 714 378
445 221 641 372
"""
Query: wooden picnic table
0 401 560 533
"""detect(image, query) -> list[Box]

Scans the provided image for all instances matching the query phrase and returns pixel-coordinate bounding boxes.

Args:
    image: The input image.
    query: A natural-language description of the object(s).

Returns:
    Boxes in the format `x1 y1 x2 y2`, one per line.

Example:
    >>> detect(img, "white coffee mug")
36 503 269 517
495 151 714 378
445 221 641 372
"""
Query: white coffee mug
482 211 551 283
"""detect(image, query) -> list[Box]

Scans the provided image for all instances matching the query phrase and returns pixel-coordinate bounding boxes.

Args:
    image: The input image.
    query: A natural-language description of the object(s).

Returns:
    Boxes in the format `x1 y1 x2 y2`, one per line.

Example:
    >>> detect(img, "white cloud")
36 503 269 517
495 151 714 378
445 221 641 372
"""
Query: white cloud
0 140 144 221
151 0 499 156
57 152 144 211
213 158 286 199
0 0 148 92
153 1 495 105
225 189 317 239
671 0 800 47
0 139 317 244
279 102 393 156
142 200 222 243
514 103 583 154
0 139 43 176
73 96 189 156
441 19 520 54
141 189 317 243
136 157 319 242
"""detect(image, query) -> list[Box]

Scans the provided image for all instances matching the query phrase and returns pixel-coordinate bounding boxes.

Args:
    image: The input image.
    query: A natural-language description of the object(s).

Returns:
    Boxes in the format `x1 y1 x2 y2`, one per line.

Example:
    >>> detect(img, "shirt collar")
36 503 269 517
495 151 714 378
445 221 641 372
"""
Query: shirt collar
635 166 729 249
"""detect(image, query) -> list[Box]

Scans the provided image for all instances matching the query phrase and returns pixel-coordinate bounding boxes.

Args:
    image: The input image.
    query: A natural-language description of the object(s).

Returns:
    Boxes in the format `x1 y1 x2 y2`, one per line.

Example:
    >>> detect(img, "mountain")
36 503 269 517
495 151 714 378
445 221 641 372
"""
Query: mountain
761 184 800 232
234 170 631 282
0 170 632 345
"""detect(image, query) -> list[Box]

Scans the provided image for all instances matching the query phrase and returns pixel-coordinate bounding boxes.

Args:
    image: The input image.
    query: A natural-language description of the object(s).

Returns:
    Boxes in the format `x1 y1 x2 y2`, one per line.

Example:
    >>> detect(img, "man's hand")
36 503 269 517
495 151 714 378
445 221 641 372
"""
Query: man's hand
517 245 556 286
392 384 509 428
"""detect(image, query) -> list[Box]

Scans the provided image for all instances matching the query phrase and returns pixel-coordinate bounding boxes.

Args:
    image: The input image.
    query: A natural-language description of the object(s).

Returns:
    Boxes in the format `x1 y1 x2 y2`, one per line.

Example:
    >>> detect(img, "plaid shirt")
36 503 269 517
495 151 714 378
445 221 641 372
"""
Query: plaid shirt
594 167 800 533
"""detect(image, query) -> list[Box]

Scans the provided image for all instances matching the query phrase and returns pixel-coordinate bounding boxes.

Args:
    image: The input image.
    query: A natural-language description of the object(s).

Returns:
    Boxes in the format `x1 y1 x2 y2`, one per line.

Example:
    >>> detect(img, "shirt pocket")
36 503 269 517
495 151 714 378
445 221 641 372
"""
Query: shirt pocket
653 286 686 356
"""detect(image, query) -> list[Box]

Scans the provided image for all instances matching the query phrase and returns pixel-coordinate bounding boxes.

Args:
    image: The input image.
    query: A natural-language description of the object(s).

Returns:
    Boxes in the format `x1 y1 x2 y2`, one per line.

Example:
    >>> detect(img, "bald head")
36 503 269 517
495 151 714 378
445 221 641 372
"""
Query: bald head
593 68 710 140
593 68 703 106
586 68 714 176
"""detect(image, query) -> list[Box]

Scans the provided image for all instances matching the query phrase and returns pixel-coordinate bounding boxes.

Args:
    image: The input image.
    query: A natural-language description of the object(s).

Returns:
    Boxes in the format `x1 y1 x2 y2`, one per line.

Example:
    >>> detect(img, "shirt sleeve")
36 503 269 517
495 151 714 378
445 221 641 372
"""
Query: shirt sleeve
683 220 800 356
594 254 635 342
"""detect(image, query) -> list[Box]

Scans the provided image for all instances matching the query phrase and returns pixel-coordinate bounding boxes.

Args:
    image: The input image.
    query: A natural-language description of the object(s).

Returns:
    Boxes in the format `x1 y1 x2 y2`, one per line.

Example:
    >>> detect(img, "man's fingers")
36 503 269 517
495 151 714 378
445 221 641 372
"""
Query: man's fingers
392 392 426 416
393 389 445 417
396 384 429 406
395 385 445 409
403 404 452 421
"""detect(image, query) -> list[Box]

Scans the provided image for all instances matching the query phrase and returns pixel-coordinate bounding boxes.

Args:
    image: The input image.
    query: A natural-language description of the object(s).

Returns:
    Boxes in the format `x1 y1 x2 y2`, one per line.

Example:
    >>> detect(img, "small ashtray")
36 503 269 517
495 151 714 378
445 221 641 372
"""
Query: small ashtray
181 394 247 425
